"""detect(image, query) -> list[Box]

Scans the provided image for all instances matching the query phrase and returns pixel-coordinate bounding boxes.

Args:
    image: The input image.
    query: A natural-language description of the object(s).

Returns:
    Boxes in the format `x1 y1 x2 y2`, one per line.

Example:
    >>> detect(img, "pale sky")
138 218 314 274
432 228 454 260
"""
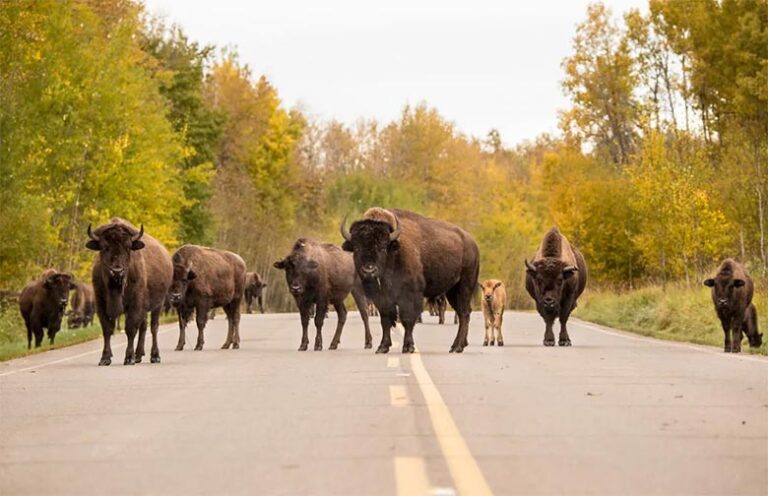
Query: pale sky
142 0 647 146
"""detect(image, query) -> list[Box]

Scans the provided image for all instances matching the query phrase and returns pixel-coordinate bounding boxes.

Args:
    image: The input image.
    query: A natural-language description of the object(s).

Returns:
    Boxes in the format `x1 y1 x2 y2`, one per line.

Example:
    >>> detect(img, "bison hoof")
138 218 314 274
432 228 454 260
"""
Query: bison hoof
232 343 240 349
375 345 390 354
298 343 308 351
123 357 135 366
220 343 231 350
402 344 415 353
134 356 142 363
497 341 504 347
150 355 161 364
194 344 204 351
558 339 572 347
364 342 372 349
314 344 323 351
490 340 495 346
483 341 488 346
450 345 465 353
329 343 339 350
543 339 555 347
98 358 111 366
175 344 184 351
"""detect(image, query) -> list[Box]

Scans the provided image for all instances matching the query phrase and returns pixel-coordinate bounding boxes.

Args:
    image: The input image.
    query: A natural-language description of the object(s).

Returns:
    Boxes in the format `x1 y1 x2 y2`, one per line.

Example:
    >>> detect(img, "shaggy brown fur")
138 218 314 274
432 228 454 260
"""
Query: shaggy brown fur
169 245 247 351
67 281 95 328
244 272 267 314
87 218 173 365
480 279 506 346
704 259 762 352
19 269 75 348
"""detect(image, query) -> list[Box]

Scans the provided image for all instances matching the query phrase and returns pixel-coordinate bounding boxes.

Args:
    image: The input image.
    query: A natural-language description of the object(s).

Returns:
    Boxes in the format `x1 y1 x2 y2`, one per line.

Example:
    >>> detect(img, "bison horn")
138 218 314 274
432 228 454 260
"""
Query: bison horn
133 224 144 241
87 224 99 241
340 215 352 242
389 215 401 242
525 259 536 272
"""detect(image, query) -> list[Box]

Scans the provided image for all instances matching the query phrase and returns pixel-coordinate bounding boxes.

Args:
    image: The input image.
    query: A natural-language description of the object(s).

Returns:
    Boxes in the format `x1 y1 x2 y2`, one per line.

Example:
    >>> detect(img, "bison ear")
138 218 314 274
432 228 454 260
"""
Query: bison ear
306 260 319 270
273 259 286 270
703 278 715 287
524 259 536 274
131 239 145 251
186 270 197 281
341 240 354 252
388 239 400 252
86 240 100 251
493 282 502 290
733 279 745 288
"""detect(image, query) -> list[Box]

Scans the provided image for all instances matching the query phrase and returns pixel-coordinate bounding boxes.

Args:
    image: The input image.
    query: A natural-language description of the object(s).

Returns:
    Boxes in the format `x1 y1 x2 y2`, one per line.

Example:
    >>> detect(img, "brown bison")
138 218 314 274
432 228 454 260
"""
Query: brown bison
19 269 75 348
480 279 506 346
427 294 447 324
525 227 587 346
67 281 95 329
244 272 267 314
704 259 762 353
169 245 247 351
87 218 173 365
274 238 372 351
341 208 480 353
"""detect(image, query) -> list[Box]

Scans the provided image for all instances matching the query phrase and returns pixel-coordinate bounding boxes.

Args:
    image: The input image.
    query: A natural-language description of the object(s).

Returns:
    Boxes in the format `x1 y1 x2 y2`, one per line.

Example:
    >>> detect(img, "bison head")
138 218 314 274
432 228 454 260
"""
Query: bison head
480 281 503 305
703 274 745 312
525 258 578 316
169 263 196 307
273 240 319 296
340 215 400 282
86 223 145 287
44 272 75 311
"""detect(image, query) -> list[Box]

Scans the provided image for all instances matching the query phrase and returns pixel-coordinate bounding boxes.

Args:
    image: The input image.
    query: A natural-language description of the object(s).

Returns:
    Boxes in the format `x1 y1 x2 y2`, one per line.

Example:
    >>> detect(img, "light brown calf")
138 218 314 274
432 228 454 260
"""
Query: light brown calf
480 279 506 346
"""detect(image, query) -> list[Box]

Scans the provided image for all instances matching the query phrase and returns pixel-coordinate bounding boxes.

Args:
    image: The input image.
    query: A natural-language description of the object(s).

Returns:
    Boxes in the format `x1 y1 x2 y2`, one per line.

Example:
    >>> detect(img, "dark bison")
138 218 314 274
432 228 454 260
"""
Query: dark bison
341 208 480 353
704 259 762 353
427 294 447 324
244 272 267 314
274 238 372 351
67 281 95 328
87 218 173 365
169 245 247 351
19 269 75 348
525 227 587 346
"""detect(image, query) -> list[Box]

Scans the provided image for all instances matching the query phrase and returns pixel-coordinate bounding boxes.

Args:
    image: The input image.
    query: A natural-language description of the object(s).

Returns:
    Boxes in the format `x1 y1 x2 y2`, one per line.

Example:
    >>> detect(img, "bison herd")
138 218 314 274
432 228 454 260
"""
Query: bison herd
17 209 764 365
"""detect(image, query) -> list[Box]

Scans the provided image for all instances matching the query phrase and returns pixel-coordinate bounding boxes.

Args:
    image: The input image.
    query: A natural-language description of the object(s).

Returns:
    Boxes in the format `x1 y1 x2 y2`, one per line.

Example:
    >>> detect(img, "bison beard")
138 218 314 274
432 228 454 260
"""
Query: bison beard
87 218 173 366
341 208 480 353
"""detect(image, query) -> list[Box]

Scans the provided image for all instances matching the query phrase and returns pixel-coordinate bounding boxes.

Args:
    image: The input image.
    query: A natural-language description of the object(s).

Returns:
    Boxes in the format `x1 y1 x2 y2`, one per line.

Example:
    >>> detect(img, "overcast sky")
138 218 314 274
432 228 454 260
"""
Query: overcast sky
142 0 647 146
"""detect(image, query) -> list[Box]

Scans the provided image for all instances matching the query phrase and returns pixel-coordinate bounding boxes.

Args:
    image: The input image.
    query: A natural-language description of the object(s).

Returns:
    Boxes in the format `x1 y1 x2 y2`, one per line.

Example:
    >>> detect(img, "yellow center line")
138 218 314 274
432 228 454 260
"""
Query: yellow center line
397 325 494 496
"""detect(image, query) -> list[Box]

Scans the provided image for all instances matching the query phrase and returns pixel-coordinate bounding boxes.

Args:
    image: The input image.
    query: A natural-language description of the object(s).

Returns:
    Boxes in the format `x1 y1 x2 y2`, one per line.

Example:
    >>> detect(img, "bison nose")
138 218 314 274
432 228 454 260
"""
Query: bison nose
59 299 68 307
362 264 377 275
290 284 303 294
543 297 556 307
109 267 124 277
718 298 728 306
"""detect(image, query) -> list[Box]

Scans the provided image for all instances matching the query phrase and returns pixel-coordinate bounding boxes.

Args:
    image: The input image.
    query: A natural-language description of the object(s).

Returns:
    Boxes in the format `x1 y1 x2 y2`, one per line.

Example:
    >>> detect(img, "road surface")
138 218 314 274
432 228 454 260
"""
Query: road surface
1 311 766 495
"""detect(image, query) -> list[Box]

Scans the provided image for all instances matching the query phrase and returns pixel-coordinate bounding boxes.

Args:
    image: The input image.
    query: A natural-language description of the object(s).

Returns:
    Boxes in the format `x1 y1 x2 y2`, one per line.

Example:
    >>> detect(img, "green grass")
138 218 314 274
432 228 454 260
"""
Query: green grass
575 284 768 355
0 306 178 362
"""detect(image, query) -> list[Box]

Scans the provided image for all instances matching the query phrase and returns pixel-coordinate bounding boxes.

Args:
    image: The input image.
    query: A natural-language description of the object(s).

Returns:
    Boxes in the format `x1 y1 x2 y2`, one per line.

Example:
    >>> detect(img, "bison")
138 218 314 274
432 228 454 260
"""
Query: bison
274 238 372 351
704 259 763 353
480 279 506 346
525 227 587 346
244 272 267 314
19 269 75 348
67 281 95 329
427 294 447 324
169 245 247 351
87 218 173 365
341 208 480 353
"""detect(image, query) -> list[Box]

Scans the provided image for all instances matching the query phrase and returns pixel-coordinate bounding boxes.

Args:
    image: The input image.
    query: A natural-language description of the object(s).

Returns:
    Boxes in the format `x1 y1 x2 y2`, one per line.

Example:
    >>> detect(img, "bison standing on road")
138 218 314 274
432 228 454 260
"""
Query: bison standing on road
19 269 75 348
169 245 247 351
525 227 587 346
341 208 480 353
480 279 506 346
67 281 95 329
244 272 267 314
704 259 762 353
427 294 447 324
87 218 173 365
274 238 372 351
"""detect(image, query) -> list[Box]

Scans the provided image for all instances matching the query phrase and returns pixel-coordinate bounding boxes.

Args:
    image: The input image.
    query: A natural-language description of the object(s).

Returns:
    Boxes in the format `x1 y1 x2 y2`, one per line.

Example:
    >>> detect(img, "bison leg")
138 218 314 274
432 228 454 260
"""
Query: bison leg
245 293 253 314
32 322 44 348
47 320 61 346
496 312 504 346
122 313 141 365
745 305 762 348
196 305 209 350
149 309 161 363
721 318 733 352
329 302 347 350
313 302 328 351
24 318 32 350
542 315 556 346
351 287 373 349
134 318 148 362
175 306 190 351
298 307 310 351
445 288 471 353
96 305 115 365
731 319 743 354
376 308 396 354
222 300 241 349
258 295 264 314
483 313 491 346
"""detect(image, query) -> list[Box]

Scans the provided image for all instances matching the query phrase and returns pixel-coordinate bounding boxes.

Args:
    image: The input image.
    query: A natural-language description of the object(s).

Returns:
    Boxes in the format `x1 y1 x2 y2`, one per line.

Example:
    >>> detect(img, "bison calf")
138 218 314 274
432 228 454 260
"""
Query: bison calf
67 281 95 329
244 272 267 314
274 238 372 351
525 227 587 346
19 269 75 348
426 294 447 324
480 280 506 346
169 245 247 351
704 259 763 353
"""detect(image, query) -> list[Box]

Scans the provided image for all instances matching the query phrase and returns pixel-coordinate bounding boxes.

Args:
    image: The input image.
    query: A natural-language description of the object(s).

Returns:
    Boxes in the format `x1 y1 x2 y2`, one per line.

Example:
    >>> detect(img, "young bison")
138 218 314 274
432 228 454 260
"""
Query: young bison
525 227 587 346
19 269 75 348
704 259 762 353
67 281 95 329
244 272 267 314
169 245 247 351
480 279 506 346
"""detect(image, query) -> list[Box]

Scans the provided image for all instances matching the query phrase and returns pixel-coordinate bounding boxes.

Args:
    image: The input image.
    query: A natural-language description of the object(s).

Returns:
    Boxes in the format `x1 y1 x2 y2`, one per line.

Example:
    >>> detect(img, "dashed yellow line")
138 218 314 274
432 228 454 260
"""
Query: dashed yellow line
394 456 431 496
389 385 410 407
387 357 400 368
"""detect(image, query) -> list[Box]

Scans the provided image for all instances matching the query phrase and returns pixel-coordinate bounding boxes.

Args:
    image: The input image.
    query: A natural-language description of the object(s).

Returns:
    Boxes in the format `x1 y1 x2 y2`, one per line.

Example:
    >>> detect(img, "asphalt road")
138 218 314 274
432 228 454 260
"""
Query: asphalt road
1 311 766 495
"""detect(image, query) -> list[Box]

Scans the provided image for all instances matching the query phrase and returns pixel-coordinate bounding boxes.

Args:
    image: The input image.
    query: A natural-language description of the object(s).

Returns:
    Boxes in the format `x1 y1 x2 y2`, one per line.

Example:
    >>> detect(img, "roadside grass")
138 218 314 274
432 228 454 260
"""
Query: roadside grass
576 284 768 355
0 307 178 362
